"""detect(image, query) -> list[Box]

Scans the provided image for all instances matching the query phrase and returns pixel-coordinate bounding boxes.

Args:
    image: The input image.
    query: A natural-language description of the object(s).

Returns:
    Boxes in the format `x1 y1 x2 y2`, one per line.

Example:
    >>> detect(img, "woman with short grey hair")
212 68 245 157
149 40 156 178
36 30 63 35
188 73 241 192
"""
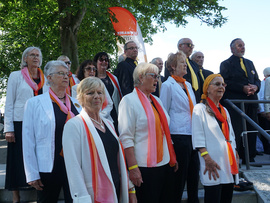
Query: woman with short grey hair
4 46 45 202
23 60 82 203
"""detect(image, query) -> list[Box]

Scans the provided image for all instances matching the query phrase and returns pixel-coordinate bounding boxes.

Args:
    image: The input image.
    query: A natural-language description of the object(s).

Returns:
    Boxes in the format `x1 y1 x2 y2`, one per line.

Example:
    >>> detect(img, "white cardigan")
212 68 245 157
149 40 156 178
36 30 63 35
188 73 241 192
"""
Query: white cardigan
4 70 48 132
192 103 239 186
160 76 196 135
118 89 170 167
72 84 113 121
22 91 82 183
63 109 129 203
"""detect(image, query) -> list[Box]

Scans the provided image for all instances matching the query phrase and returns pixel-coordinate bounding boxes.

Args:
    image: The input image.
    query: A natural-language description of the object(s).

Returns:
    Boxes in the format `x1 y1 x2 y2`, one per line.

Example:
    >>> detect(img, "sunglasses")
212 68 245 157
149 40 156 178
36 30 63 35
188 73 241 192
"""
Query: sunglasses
146 73 160 79
126 46 139 51
65 61 71 65
181 43 195 48
85 67 97 72
99 58 108 62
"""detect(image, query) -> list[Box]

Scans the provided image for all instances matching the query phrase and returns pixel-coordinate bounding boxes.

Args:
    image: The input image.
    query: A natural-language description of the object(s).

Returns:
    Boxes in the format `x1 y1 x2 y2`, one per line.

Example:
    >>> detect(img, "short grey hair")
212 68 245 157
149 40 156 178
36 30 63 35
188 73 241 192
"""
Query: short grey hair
77 77 105 107
230 38 242 49
133 62 159 87
191 51 203 61
150 57 162 65
177 38 185 50
124 41 137 50
263 67 270 77
44 60 68 77
21 47 42 69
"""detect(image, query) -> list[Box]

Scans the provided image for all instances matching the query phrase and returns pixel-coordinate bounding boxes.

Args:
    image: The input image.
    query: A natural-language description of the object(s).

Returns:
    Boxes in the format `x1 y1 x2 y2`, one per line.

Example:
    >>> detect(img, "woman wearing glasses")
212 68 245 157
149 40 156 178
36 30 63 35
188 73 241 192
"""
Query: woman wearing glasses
4 47 46 203
160 51 199 202
57 55 80 95
118 62 177 202
72 59 113 121
94 52 122 133
22 60 82 202
192 74 239 203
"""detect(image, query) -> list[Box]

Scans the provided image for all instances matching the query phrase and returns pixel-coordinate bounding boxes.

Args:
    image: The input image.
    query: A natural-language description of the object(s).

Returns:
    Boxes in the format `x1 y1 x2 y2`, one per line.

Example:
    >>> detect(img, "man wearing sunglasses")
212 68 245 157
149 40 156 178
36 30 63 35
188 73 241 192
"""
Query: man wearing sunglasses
220 38 261 165
177 38 202 103
114 41 139 96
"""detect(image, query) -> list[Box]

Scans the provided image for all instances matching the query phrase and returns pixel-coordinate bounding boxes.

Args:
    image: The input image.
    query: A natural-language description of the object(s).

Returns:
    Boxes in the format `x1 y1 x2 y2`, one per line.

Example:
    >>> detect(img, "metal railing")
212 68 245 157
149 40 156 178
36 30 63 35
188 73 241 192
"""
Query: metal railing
224 99 270 170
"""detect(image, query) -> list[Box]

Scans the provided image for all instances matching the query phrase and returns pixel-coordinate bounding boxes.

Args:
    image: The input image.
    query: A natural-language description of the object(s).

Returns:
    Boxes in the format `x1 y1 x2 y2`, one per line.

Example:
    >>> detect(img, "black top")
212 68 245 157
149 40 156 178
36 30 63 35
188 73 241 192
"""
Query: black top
33 78 43 95
101 75 118 129
96 125 120 198
53 101 79 169
114 57 137 96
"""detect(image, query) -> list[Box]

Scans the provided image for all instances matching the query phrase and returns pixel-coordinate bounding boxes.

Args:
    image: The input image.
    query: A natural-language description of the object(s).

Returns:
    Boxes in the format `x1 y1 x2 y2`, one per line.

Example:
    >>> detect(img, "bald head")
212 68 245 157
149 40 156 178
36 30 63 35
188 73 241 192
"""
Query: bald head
177 38 194 57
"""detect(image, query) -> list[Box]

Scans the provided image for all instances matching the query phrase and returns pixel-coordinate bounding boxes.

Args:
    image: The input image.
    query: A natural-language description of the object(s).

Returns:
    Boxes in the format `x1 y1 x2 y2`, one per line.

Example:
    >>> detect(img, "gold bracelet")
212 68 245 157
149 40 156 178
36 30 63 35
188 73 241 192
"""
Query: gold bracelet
201 151 209 157
129 190 136 194
128 164 138 171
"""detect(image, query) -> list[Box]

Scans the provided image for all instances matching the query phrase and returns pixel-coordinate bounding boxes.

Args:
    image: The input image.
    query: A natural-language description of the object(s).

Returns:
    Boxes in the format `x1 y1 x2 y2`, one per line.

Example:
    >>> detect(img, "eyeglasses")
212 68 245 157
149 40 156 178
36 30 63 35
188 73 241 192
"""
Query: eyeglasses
29 54 40 58
181 43 195 48
98 58 108 62
210 82 227 87
126 46 139 51
146 73 160 79
65 61 71 65
85 67 97 72
50 71 71 78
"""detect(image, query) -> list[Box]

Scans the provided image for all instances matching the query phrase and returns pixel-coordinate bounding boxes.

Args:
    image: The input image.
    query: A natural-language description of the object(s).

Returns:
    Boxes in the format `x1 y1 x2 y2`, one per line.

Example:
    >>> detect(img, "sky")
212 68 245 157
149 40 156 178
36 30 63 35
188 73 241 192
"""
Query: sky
144 0 270 80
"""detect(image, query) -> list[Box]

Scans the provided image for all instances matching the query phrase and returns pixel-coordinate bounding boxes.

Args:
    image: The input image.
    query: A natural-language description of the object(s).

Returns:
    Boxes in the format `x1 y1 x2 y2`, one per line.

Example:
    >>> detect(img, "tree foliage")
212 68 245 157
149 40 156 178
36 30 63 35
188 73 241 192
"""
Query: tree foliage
0 0 227 83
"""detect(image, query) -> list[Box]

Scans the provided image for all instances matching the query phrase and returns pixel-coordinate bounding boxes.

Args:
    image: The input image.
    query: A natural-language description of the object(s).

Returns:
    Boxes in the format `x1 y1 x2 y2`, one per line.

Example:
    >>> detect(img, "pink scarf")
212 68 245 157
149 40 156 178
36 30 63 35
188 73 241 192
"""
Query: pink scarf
49 88 75 123
21 67 45 96
135 87 176 167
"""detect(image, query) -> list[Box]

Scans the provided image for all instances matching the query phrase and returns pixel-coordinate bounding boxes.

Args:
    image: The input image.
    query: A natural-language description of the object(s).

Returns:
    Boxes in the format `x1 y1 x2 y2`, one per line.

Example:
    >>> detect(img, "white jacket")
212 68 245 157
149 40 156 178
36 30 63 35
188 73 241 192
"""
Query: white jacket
4 70 48 132
63 109 129 203
22 91 82 183
160 76 196 135
118 89 170 167
192 103 239 186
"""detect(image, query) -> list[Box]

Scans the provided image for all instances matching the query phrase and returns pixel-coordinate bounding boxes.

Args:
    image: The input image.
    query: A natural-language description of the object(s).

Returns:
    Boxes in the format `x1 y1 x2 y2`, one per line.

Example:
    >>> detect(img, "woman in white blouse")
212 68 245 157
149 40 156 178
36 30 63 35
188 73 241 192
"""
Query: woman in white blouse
160 51 199 203
192 74 239 203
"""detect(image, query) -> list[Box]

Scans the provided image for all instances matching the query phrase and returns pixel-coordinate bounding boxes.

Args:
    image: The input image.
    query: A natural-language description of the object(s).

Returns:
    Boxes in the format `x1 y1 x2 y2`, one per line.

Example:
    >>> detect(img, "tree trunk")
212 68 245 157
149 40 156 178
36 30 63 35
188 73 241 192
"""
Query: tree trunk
58 0 86 73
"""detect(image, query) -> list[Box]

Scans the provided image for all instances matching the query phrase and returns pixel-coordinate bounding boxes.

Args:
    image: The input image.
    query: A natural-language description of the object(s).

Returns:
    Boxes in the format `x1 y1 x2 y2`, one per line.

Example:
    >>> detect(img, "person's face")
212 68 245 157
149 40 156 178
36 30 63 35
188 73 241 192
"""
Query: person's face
178 39 194 57
207 77 226 102
62 58 71 70
83 86 105 111
124 42 138 60
84 65 96 78
232 40 245 57
25 49 40 69
97 55 109 74
47 66 69 89
172 57 187 77
193 52 204 68
140 71 159 94
155 59 163 74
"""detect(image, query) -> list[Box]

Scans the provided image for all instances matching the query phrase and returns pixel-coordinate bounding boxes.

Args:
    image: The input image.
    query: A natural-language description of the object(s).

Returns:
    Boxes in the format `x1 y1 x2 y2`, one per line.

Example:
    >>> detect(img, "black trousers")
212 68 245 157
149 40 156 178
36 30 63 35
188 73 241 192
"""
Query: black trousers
37 157 72 203
204 183 234 203
171 134 199 203
135 164 175 203
225 103 258 160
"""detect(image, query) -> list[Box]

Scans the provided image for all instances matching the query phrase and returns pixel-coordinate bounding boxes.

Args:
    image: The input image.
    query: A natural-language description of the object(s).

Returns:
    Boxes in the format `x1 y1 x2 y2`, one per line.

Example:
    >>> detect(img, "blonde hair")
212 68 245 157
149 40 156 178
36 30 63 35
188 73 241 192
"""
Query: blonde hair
133 62 159 87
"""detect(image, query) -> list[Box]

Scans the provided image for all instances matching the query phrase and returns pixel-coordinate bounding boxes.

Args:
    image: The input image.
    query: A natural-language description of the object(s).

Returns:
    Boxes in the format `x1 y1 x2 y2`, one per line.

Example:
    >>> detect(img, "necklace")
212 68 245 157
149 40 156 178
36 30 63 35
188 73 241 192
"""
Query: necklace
90 117 105 130
58 95 66 100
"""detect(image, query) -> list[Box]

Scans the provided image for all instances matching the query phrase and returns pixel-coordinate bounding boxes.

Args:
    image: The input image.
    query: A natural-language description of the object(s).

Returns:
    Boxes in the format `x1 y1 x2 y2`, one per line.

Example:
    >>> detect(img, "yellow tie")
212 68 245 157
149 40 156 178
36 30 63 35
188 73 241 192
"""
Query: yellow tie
240 58 248 77
186 58 199 91
134 61 138 66
199 69 205 81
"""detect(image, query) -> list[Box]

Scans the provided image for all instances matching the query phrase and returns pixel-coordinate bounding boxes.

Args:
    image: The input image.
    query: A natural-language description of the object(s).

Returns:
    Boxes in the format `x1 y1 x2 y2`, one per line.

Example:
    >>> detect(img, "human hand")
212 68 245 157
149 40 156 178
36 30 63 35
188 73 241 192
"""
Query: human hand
129 193 137 203
28 179 44 191
129 167 143 187
174 161 179 172
203 154 220 180
248 84 258 95
5 132 15 143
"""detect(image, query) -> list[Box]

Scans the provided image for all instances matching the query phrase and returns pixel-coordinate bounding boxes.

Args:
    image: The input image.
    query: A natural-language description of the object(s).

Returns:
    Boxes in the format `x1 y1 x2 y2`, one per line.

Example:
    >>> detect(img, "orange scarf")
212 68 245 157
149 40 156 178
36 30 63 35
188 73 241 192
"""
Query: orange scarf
136 87 176 167
66 72 76 95
171 75 194 116
207 97 238 175
21 67 45 96
81 116 116 203
106 71 123 100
